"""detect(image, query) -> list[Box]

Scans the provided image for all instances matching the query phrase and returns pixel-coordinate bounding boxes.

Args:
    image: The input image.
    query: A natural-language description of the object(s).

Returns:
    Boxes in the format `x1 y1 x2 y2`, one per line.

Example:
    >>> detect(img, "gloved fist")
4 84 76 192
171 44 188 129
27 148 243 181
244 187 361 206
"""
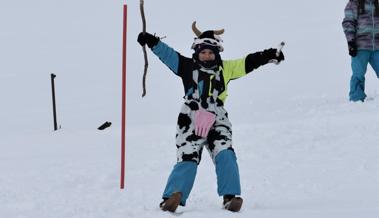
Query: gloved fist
348 41 357 57
137 32 159 48
262 48 285 64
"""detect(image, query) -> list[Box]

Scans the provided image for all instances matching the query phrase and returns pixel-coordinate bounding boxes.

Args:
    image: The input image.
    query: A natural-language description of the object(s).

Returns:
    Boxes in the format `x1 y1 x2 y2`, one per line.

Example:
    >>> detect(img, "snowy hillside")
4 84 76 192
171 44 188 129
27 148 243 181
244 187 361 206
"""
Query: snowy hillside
1 1 378 218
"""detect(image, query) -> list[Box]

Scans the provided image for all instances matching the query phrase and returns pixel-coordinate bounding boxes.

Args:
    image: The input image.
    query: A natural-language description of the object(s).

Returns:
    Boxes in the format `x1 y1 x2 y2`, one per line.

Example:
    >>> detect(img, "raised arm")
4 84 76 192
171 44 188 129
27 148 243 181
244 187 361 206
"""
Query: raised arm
245 48 284 73
224 48 285 80
137 32 180 75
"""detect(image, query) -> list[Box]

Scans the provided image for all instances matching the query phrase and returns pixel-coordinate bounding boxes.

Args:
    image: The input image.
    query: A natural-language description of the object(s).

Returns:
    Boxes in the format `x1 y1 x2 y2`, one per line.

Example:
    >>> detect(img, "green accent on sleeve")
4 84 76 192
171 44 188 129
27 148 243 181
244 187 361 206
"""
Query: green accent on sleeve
216 57 248 103
223 58 247 80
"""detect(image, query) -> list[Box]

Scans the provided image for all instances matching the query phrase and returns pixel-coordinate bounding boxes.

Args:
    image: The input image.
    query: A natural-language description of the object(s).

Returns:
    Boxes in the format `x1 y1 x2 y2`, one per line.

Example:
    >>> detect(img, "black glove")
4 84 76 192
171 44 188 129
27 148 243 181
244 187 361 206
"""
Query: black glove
245 48 285 72
262 48 285 63
137 32 159 48
348 41 357 57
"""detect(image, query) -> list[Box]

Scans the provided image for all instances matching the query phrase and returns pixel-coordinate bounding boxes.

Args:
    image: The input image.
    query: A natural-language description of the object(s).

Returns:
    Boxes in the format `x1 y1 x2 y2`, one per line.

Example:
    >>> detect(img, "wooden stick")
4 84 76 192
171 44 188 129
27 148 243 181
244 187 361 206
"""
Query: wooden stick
120 4 128 189
140 0 149 97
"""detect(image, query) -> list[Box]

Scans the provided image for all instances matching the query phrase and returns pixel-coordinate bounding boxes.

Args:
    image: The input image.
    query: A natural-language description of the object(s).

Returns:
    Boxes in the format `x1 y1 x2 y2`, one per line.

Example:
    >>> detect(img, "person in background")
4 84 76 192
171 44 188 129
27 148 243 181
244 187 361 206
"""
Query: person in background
342 0 379 102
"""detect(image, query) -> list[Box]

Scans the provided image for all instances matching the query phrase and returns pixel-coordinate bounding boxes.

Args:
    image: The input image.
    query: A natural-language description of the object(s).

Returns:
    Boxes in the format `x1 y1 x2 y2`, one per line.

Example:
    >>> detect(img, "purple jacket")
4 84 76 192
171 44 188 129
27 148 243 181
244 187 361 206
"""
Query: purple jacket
342 0 379 50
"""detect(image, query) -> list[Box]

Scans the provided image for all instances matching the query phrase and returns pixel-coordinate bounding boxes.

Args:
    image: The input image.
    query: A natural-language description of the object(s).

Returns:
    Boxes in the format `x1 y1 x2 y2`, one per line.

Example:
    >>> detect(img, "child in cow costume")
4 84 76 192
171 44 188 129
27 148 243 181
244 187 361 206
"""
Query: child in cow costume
137 22 285 212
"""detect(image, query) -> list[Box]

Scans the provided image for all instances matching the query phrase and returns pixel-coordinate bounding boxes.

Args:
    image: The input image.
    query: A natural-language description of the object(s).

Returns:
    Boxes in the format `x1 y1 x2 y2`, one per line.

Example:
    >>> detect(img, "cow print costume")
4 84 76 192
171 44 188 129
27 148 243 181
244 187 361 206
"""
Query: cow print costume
137 21 284 211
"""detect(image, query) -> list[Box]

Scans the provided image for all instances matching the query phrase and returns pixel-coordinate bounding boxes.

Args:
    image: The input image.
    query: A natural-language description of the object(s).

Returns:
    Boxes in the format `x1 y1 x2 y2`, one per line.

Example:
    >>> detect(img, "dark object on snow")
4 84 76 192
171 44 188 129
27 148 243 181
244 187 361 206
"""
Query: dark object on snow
51 73 58 131
98 121 112 130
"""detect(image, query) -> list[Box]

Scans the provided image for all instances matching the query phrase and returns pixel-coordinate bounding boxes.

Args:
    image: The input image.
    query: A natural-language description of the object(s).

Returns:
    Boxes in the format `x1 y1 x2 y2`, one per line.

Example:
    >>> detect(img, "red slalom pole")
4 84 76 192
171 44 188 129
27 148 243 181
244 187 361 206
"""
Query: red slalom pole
120 3 127 189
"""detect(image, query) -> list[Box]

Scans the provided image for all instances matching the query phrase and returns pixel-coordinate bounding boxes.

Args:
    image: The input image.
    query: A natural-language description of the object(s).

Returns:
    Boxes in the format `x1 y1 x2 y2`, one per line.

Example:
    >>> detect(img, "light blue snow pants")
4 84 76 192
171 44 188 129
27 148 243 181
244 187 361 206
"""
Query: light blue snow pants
349 50 379 102
162 149 241 206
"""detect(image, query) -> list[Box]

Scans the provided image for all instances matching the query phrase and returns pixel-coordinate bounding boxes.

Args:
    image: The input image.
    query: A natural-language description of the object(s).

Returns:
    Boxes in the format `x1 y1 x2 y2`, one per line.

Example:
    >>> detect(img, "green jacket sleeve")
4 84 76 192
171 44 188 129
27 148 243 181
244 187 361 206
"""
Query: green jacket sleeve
222 57 247 80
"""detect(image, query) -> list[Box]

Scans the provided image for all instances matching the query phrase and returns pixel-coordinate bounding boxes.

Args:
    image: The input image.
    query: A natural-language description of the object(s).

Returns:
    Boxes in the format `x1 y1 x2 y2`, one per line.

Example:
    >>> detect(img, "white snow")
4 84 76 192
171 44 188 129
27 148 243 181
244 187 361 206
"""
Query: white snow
0 0 378 218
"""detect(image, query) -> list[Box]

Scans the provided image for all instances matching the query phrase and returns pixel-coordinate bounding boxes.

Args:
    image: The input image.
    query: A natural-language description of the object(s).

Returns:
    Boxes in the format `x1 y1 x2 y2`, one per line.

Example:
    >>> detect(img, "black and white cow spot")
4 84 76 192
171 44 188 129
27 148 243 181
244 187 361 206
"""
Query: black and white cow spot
182 151 199 162
177 113 192 133
186 133 202 142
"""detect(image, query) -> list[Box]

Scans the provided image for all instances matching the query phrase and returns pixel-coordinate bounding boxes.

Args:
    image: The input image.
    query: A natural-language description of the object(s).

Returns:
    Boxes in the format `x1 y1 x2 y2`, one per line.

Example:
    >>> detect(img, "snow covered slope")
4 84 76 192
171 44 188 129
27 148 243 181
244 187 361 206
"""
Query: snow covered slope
0 1 378 218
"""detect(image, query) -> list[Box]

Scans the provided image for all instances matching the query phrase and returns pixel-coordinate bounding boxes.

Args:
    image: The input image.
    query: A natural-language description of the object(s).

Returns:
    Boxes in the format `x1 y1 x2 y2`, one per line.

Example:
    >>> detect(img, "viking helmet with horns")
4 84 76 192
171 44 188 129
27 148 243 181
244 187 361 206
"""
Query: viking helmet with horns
191 21 225 52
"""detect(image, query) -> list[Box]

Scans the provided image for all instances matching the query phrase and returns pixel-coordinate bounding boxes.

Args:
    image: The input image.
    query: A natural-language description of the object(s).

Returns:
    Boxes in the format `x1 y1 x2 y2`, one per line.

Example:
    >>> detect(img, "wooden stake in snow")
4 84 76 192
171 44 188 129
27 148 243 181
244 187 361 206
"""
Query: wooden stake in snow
120 3 128 190
50 73 58 131
140 0 149 97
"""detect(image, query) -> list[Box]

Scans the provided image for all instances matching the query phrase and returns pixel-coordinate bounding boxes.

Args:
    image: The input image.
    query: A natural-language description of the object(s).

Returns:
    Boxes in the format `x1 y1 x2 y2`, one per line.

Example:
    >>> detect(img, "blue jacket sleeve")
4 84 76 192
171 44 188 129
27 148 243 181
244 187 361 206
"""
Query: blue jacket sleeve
151 41 180 75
